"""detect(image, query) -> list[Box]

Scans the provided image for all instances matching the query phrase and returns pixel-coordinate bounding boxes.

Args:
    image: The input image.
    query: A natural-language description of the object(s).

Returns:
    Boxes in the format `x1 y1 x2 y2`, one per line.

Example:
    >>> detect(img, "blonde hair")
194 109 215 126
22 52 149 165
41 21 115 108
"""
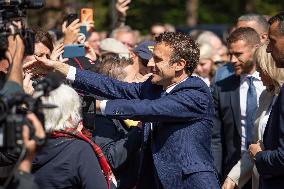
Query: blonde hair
254 43 284 95
41 84 82 133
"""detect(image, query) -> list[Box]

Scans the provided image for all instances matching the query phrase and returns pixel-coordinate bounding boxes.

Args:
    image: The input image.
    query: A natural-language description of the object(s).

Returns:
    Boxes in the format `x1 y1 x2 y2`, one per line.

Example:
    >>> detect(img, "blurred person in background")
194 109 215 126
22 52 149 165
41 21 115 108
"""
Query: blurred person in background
196 31 224 62
110 26 137 50
88 30 101 57
236 14 269 44
222 43 284 189
194 43 216 86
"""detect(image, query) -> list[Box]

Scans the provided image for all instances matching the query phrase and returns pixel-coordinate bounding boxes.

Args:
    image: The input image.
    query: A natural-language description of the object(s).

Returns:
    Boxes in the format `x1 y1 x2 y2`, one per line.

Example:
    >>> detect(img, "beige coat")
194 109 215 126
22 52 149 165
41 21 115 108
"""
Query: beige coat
227 90 274 189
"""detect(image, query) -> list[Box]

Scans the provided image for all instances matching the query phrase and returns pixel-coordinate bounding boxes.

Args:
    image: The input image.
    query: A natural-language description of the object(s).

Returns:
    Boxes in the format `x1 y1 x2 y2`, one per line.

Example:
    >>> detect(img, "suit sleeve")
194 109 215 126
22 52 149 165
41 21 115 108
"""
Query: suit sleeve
211 83 223 178
104 87 212 122
255 88 284 176
73 69 143 100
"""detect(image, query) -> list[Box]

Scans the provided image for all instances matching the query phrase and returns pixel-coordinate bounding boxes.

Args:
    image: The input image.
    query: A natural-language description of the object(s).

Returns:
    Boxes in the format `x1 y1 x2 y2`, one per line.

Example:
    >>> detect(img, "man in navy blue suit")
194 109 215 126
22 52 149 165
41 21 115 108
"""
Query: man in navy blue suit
248 12 284 189
34 32 220 189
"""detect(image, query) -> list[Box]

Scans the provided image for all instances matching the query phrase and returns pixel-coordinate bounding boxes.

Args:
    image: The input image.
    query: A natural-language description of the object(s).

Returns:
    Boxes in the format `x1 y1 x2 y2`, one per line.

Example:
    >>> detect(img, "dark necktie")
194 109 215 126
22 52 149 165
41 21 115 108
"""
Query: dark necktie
246 76 257 147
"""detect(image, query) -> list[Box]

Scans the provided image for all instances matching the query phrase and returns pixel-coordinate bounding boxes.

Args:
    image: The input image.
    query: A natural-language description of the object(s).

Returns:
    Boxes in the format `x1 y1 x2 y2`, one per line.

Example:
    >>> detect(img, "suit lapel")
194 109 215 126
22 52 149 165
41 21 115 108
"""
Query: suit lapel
229 76 242 136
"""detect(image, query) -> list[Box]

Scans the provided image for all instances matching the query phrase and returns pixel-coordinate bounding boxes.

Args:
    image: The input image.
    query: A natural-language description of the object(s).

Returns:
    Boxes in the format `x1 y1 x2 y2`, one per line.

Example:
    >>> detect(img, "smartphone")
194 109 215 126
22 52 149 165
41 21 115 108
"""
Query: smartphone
63 44 85 58
79 25 88 38
66 13 78 27
80 8 94 22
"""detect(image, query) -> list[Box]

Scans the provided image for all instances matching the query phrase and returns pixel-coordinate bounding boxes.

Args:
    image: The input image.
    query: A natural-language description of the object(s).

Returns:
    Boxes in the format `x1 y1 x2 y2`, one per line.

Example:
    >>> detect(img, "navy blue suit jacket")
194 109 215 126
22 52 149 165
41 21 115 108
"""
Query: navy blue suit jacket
255 85 284 189
73 69 219 189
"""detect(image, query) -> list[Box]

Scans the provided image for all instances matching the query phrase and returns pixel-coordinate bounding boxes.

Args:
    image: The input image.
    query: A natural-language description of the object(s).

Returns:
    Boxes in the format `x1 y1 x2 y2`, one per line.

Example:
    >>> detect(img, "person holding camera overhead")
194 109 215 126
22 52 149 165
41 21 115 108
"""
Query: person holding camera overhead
0 18 46 189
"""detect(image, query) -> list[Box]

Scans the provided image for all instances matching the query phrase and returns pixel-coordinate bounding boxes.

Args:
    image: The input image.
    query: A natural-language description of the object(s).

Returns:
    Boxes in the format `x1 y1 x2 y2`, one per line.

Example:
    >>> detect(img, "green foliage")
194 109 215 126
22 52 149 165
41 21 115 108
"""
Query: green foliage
33 0 284 32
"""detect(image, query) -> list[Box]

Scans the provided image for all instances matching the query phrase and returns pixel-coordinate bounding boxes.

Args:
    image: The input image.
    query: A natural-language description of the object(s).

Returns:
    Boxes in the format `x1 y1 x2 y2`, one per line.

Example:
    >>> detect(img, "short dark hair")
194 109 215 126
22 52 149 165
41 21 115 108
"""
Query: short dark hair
268 11 284 34
32 28 54 52
155 32 200 74
227 27 260 46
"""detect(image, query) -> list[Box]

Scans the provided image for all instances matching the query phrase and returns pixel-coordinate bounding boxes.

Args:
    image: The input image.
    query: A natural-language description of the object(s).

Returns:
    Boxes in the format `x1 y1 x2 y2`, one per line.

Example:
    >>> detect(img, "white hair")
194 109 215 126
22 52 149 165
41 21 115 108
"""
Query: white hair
41 84 82 133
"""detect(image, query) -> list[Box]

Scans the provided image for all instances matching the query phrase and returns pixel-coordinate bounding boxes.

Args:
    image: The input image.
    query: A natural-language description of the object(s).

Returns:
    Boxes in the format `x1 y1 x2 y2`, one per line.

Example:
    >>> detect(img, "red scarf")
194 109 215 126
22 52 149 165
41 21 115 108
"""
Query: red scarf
49 126 114 189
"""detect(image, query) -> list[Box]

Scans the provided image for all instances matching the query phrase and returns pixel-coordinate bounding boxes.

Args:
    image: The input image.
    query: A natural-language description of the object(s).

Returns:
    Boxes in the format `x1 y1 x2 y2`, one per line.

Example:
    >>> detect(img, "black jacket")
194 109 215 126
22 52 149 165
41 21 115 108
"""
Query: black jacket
93 115 142 189
211 74 242 179
32 137 112 189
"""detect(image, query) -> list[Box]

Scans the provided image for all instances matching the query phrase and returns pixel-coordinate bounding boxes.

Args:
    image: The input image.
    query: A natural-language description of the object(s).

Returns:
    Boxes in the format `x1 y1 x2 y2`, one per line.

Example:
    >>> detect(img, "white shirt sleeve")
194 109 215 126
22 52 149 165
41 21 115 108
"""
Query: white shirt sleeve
99 100 108 115
66 66 77 82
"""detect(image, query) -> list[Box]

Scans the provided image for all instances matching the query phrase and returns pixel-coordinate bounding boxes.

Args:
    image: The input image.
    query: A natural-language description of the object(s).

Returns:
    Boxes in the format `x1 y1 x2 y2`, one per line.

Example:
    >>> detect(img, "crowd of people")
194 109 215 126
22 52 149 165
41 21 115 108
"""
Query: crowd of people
1 0 284 189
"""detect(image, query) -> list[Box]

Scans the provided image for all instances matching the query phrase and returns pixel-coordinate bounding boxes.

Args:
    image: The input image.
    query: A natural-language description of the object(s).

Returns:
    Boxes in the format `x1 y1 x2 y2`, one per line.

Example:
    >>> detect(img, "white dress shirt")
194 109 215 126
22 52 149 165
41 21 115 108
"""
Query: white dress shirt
240 71 265 152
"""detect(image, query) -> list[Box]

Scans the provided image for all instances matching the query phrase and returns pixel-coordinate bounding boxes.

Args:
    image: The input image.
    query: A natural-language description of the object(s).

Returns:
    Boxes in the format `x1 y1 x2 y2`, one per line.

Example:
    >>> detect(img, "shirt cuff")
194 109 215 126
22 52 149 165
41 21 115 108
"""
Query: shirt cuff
66 66 76 82
100 100 108 115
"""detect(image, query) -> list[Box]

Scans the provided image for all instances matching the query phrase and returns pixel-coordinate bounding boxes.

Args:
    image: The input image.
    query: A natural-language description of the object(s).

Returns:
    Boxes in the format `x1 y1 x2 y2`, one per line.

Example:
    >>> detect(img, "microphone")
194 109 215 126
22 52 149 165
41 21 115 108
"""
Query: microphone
33 72 63 97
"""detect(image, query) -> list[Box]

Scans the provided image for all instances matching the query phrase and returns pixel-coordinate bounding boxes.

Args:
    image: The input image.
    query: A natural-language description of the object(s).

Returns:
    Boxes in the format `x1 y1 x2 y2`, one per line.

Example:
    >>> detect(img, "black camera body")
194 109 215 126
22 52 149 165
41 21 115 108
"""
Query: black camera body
0 72 62 155
0 93 43 154
0 0 45 56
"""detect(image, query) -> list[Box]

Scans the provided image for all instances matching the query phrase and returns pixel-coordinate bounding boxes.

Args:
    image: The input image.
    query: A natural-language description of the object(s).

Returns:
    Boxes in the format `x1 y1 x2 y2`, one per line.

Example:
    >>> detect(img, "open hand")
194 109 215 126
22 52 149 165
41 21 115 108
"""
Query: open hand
116 0 131 17
62 19 81 45
50 43 64 61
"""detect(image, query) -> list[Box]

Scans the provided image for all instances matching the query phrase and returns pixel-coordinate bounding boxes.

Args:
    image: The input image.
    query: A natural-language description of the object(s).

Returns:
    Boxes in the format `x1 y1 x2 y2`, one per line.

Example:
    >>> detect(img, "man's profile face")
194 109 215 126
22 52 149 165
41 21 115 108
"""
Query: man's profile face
148 42 176 88
267 21 284 68
228 40 256 75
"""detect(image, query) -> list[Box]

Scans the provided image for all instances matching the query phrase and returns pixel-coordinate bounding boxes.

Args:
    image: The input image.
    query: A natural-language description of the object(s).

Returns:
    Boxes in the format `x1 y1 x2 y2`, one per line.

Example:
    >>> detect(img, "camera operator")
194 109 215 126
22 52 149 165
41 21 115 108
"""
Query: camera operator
1 113 45 189
0 23 46 189
0 22 25 95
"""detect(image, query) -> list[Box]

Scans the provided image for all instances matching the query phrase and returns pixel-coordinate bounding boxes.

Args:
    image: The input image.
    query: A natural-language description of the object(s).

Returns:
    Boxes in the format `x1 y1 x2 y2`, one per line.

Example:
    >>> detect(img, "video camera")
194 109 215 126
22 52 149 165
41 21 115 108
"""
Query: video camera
0 72 62 155
0 0 45 56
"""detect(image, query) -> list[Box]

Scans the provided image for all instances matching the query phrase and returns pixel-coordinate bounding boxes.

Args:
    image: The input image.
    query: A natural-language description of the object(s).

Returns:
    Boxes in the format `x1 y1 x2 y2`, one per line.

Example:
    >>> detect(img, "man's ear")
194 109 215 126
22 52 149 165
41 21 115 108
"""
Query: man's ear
175 59 186 72
261 33 268 42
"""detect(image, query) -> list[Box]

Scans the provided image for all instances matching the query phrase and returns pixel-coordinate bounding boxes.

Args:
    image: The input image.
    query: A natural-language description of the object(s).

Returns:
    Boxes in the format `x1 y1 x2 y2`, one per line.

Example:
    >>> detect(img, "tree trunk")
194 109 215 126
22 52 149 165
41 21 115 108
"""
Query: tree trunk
186 0 199 27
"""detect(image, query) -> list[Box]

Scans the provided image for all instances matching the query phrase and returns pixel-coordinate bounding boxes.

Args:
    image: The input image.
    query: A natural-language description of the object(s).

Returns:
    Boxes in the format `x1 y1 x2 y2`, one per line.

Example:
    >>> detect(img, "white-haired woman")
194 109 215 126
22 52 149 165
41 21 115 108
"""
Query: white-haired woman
222 43 284 189
32 84 116 189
